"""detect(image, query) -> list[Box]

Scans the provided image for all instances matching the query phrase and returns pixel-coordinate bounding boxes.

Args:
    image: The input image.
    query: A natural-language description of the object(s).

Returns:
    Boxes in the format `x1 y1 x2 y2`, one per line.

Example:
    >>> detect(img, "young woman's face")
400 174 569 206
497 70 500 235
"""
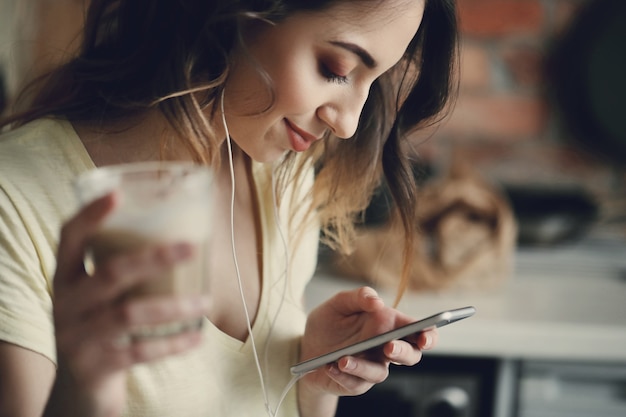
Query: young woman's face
221 0 426 163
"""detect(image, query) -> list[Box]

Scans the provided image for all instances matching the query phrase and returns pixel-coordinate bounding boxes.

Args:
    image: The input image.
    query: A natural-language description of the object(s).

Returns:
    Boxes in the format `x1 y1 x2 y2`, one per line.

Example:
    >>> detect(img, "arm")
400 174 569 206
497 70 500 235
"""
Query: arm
0 188 57 417
297 287 437 417
0 342 56 417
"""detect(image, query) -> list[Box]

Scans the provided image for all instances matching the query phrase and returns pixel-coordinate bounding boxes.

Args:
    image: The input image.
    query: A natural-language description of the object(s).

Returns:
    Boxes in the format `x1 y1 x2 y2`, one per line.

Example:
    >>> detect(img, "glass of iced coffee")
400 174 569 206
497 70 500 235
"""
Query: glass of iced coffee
74 161 214 338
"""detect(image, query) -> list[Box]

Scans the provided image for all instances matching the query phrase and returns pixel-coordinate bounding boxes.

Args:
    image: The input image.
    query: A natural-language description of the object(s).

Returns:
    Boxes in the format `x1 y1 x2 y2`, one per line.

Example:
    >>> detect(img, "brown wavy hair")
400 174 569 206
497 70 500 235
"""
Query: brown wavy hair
1 0 458 304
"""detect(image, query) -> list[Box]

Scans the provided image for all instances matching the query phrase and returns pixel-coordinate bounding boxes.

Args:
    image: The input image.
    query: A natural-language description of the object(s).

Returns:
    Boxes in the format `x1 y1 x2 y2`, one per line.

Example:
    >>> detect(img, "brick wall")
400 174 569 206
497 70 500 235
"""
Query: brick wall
420 0 625 230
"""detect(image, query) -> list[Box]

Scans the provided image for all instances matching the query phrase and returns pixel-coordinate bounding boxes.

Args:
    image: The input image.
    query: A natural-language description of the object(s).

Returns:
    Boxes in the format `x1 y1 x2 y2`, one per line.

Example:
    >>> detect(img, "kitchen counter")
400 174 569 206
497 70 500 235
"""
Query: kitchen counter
305 234 626 363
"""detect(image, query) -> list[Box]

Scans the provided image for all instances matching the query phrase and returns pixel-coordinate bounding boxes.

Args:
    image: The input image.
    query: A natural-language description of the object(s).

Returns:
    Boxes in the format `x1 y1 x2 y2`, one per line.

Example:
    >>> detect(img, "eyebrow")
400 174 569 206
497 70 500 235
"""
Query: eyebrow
329 40 377 69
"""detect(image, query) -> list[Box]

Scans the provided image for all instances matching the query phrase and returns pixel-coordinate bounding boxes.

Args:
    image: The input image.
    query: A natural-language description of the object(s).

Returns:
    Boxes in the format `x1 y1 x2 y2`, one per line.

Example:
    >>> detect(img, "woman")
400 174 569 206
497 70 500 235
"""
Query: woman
0 0 458 416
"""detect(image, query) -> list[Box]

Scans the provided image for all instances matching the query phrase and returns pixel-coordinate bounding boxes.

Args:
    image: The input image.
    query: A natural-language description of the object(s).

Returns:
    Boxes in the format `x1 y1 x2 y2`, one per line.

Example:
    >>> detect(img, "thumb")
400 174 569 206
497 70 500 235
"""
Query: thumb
331 286 385 317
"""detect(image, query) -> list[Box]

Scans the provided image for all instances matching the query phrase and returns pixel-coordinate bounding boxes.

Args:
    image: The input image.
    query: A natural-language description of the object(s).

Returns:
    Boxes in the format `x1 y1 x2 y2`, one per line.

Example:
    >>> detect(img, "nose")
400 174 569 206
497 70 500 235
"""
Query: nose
317 87 370 139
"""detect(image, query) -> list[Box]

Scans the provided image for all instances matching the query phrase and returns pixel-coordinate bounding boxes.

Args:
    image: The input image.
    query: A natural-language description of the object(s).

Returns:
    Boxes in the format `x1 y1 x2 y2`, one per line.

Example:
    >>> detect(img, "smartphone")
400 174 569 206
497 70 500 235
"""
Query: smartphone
290 306 476 375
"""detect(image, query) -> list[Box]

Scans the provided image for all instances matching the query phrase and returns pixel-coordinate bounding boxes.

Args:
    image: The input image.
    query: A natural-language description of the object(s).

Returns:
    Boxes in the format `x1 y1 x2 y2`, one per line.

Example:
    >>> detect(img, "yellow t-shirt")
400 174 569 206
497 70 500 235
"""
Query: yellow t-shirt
0 118 319 417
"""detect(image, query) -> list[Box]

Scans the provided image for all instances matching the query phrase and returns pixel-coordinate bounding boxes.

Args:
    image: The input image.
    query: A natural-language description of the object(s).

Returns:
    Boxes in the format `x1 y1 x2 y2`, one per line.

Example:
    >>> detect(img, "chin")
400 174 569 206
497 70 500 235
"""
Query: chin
230 134 289 164
258 141 291 162
243 146 288 164
258 151 289 164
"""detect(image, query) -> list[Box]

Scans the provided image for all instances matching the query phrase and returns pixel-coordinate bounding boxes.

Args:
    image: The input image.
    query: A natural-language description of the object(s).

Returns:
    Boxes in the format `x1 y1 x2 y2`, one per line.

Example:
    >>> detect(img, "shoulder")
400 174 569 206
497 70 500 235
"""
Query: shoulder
0 118 92 170
0 118 94 278
0 118 93 208
0 119 83 364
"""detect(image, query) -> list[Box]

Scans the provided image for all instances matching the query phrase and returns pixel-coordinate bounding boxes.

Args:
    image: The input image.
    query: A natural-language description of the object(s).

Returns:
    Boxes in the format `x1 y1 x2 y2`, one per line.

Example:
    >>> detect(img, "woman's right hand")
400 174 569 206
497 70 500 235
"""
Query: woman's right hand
45 193 209 417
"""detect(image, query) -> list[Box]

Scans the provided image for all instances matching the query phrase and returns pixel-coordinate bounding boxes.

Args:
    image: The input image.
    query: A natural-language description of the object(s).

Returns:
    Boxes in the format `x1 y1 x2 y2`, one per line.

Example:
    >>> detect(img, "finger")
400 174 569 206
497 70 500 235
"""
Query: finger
417 328 438 351
64 293 210 349
326 364 372 395
383 340 424 366
109 328 204 370
329 287 385 317
55 193 118 286
69 325 205 379
339 356 389 383
116 294 211 328
327 356 390 392
61 243 194 319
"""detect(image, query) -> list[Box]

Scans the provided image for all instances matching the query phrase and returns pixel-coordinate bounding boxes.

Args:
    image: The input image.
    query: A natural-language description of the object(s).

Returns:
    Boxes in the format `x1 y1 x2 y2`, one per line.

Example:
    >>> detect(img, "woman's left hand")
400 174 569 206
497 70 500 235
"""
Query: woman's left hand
299 286 438 398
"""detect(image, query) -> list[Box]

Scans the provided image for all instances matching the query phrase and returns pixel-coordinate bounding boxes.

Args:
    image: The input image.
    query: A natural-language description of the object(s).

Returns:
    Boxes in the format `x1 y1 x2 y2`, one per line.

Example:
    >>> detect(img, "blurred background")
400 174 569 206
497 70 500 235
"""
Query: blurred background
1 0 625 416
421 0 625 240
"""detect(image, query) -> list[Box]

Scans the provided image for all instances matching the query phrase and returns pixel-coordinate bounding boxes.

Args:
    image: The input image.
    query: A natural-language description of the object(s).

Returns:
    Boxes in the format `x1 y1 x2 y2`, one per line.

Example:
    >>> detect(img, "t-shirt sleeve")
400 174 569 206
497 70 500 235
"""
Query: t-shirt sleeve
0 187 56 364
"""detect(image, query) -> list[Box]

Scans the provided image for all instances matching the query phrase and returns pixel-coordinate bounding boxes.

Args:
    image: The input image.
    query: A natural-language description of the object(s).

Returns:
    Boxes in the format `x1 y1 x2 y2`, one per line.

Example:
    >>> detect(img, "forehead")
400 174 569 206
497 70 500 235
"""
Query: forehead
322 0 422 24
287 0 425 69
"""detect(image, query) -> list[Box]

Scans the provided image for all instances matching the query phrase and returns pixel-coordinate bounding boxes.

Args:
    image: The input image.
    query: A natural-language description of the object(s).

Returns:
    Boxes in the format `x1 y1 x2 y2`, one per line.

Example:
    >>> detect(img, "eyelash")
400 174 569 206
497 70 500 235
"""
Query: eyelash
320 63 349 85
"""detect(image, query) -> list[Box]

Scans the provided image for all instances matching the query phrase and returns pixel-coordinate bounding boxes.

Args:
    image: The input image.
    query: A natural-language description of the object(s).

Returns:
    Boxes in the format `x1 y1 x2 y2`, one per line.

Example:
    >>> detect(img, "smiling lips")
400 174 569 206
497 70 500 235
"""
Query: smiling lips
285 119 321 152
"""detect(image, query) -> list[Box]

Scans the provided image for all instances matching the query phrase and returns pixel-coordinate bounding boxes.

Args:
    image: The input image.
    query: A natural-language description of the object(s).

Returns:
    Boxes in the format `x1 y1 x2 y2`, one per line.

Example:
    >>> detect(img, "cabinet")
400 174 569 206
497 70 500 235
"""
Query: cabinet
517 361 626 417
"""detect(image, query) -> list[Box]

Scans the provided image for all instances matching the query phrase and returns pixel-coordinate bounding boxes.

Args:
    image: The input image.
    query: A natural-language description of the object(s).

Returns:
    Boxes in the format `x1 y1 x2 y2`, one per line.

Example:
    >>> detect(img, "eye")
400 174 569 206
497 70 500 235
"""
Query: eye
319 62 349 85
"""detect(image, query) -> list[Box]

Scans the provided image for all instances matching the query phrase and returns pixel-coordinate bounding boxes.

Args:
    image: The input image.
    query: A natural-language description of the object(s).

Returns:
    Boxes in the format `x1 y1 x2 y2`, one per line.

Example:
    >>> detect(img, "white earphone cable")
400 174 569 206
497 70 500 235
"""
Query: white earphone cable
221 91 271 414
220 90 300 417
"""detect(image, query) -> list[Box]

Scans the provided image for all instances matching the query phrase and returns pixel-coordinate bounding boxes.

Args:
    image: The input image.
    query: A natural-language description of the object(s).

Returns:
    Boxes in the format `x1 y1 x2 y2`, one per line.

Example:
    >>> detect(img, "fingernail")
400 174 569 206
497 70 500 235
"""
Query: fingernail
328 364 341 376
366 294 381 301
423 333 432 349
364 287 380 299
390 342 400 357
342 358 356 371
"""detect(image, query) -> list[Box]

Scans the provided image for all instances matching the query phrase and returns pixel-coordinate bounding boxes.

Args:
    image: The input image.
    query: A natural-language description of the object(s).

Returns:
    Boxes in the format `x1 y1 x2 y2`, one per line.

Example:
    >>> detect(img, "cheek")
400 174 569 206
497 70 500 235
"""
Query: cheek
226 59 274 116
231 40 321 117
270 61 321 114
